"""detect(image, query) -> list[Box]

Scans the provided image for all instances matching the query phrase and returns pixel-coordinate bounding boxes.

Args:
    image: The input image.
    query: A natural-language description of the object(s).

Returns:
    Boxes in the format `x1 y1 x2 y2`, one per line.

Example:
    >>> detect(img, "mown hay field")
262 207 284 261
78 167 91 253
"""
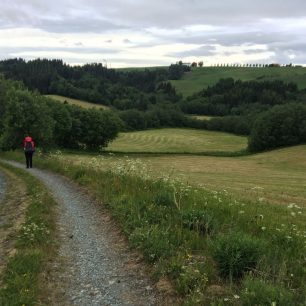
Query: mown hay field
64 145 306 208
107 128 247 153
45 94 109 110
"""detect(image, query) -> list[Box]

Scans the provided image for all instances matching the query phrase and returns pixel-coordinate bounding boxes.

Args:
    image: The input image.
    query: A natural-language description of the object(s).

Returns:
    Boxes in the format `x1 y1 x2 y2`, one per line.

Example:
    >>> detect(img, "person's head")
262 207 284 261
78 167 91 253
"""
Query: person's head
25 136 32 141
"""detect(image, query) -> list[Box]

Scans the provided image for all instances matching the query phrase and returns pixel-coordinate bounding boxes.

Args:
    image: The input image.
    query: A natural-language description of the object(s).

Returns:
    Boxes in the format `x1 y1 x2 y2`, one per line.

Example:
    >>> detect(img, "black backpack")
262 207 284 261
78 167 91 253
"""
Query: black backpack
25 141 34 152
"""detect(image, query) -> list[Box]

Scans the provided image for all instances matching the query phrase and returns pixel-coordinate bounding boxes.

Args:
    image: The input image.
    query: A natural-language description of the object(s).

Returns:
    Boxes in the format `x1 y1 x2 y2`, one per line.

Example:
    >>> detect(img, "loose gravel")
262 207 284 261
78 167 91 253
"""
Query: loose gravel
0 171 6 204
3 161 171 306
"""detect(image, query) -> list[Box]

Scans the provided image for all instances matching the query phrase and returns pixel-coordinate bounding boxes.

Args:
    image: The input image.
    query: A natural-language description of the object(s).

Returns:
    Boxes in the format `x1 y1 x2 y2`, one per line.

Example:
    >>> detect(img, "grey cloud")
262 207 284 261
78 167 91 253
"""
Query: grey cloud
165 27 296 48
167 45 217 57
1 0 306 65
79 0 306 28
244 49 268 55
0 46 120 57
0 1 126 33
2 0 306 31
37 17 125 33
81 0 306 28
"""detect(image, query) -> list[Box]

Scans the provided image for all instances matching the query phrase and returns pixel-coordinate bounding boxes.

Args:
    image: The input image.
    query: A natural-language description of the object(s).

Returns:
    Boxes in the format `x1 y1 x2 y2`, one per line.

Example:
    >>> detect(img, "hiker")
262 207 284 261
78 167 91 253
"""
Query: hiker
23 136 35 168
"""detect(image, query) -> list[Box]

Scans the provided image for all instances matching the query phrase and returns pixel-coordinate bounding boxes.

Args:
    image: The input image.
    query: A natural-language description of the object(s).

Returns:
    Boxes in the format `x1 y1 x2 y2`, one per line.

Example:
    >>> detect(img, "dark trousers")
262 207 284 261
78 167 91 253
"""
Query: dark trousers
25 152 33 168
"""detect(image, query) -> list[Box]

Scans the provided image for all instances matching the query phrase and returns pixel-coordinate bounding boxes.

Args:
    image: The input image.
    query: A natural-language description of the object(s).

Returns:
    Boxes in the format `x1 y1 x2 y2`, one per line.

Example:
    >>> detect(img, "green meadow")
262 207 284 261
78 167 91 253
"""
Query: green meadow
107 128 247 153
45 94 109 110
188 115 218 121
171 66 306 97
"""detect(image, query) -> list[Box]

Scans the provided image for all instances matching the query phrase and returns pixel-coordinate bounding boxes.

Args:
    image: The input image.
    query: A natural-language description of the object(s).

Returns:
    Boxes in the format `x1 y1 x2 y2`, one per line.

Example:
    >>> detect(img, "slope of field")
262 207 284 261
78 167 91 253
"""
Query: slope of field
171 66 306 97
107 128 247 153
188 115 219 121
45 95 110 110
65 145 306 207
134 145 306 206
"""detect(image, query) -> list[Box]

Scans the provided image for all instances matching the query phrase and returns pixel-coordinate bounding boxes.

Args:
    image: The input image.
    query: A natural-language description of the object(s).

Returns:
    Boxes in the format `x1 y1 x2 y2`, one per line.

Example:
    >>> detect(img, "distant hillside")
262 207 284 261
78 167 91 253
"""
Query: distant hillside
2 58 306 152
45 95 110 110
171 66 306 97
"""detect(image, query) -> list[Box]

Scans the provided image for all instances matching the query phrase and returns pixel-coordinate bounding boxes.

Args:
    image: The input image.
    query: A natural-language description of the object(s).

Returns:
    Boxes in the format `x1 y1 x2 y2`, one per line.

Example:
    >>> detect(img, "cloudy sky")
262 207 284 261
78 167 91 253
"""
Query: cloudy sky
1 0 306 67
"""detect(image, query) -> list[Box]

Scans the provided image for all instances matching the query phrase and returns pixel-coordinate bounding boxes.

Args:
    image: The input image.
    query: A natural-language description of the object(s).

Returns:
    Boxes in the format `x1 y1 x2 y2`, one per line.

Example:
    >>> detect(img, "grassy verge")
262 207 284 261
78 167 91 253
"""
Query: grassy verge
0 162 56 305
2 152 306 305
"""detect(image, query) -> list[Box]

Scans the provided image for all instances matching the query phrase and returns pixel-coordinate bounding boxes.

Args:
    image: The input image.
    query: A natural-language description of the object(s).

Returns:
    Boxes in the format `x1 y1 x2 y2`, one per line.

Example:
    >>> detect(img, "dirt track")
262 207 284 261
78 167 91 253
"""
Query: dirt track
3 161 176 306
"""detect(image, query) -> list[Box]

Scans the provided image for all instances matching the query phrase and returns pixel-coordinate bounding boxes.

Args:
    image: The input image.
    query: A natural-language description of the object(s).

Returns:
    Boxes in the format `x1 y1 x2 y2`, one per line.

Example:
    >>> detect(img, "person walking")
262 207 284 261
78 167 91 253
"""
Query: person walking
23 136 35 168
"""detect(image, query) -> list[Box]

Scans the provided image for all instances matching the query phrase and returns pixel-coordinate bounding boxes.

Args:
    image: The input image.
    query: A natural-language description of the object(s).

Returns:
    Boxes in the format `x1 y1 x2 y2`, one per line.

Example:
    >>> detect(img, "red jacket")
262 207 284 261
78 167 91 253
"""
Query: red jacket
23 136 35 151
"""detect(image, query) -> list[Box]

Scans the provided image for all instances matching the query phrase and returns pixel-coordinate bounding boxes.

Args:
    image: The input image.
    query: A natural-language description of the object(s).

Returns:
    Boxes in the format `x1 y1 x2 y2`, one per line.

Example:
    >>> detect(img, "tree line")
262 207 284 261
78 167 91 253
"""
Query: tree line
0 58 185 109
0 76 121 151
1 58 306 152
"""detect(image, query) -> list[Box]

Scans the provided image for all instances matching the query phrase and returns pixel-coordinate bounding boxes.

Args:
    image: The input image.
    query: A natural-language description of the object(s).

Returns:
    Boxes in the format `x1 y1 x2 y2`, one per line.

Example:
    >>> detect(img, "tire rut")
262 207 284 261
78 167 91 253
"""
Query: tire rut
3 161 173 306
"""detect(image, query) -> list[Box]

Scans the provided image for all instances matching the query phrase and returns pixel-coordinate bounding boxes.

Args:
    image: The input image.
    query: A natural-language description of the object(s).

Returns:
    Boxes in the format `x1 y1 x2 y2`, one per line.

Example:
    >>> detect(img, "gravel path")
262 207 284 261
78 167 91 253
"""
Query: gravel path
0 170 6 231
3 161 171 306
0 171 6 204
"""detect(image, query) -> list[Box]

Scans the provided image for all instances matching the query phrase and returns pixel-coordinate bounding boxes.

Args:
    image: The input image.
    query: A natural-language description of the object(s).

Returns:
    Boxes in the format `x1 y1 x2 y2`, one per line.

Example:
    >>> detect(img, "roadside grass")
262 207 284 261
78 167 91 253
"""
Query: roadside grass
0 162 56 305
107 128 247 153
3 151 306 305
171 66 306 97
45 94 110 110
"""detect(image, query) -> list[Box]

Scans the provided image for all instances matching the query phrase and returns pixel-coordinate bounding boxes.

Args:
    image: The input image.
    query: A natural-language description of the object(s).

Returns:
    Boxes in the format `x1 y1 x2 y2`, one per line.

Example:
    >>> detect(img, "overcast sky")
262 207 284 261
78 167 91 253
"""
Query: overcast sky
1 0 306 67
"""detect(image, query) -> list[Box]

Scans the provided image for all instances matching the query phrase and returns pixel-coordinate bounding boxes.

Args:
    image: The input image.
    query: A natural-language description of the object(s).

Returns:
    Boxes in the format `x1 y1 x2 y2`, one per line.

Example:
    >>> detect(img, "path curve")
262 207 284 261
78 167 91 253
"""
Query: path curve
4 160 167 306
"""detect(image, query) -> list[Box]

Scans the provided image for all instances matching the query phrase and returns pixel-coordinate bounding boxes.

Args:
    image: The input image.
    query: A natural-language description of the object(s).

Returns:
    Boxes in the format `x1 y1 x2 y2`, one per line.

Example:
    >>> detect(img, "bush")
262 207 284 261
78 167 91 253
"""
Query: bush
248 103 306 152
211 232 265 280
241 277 294 306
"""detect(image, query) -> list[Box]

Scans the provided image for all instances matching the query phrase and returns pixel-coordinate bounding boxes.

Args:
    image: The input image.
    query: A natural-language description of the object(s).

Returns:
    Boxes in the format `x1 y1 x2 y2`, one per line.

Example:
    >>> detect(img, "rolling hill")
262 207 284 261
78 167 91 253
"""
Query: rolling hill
171 66 306 97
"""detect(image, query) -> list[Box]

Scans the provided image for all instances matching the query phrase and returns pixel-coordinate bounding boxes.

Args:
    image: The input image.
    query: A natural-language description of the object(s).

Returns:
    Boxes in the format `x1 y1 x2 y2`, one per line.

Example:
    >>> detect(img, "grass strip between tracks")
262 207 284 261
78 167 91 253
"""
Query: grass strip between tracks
0 161 56 306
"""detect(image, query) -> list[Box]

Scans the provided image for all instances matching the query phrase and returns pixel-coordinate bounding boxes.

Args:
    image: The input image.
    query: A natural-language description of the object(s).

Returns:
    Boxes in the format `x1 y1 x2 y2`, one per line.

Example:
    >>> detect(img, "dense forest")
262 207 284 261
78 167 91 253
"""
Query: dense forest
0 58 305 152
0 58 188 108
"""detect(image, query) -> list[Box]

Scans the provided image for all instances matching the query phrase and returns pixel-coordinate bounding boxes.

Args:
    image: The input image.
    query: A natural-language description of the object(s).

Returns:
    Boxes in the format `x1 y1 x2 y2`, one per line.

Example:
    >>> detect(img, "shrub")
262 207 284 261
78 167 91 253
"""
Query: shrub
211 232 265 280
241 277 294 306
